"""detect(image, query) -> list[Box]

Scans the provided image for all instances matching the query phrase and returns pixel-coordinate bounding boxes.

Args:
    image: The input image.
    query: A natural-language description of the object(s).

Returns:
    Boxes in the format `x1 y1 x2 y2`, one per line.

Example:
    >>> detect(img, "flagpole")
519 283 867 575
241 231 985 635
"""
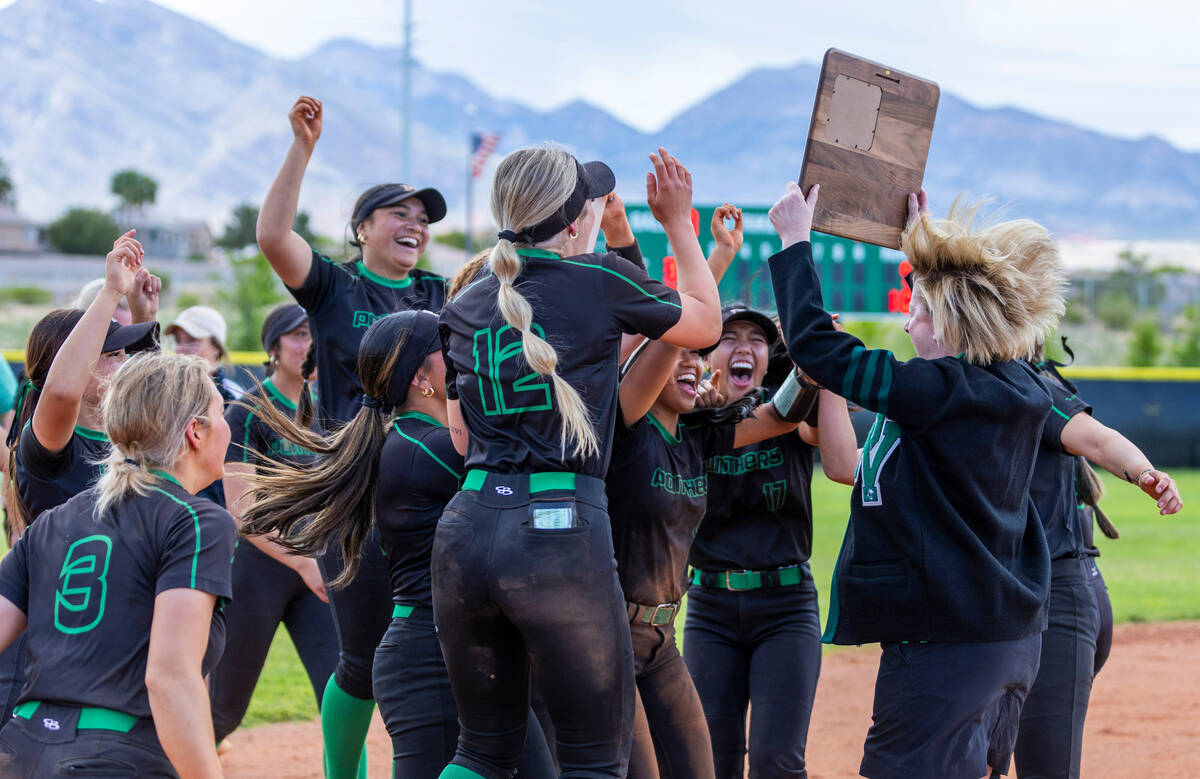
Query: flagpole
465 105 477 258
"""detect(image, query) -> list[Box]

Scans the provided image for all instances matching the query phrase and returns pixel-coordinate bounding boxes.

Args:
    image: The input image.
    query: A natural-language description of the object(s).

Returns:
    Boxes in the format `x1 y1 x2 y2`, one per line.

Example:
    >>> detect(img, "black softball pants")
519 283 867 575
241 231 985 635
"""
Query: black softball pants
0 702 175 777
319 526 394 700
628 621 714 779
372 607 556 778
682 570 821 779
1014 556 1106 779
209 541 339 741
431 472 635 779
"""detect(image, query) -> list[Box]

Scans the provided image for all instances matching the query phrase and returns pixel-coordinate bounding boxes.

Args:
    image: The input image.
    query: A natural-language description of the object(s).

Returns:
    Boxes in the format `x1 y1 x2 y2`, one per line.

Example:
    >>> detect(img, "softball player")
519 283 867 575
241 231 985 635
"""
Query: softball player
0 353 237 776
1 234 158 724
610 326 819 778
257 95 449 778
433 146 721 778
768 185 1065 779
1013 360 1181 779
208 304 338 744
237 312 554 777
683 304 856 779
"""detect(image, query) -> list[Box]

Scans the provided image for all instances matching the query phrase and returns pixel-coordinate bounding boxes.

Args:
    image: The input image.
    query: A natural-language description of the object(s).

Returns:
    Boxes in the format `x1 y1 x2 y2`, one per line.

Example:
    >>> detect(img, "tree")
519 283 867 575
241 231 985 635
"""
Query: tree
217 203 317 251
110 169 158 211
0 157 15 208
46 208 121 255
1172 306 1200 367
218 252 288 351
217 203 259 251
1126 317 1163 368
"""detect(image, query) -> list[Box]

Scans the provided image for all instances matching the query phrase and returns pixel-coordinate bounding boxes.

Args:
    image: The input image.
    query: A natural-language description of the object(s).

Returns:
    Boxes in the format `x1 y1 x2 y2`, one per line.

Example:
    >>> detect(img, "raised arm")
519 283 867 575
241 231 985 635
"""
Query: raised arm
707 203 743 283
33 232 141 453
618 340 680 427
146 588 223 778
811 389 857 484
257 96 322 289
648 149 721 349
1060 414 1183 515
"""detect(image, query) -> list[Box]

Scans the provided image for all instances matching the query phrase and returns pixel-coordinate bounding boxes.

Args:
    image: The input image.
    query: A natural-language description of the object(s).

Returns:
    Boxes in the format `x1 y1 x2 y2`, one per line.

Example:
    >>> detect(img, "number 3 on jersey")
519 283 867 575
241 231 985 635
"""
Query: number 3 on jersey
55 535 113 635
473 325 554 415
858 414 901 507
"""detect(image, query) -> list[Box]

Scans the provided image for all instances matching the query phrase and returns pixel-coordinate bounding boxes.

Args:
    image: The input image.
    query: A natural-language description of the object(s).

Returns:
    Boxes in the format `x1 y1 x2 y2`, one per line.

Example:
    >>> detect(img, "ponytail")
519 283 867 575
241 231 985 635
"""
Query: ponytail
240 397 390 588
295 342 318 428
240 313 423 588
490 237 599 460
1075 456 1120 540
488 146 602 460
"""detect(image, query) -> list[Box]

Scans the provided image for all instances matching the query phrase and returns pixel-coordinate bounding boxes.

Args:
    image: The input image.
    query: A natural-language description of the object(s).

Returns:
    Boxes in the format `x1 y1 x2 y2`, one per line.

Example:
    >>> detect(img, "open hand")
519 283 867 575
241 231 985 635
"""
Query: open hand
710 203 743 255
105 230 143 297
646 147 693 230
289 96 323 149
1137 469 1183 515
769 182 818 249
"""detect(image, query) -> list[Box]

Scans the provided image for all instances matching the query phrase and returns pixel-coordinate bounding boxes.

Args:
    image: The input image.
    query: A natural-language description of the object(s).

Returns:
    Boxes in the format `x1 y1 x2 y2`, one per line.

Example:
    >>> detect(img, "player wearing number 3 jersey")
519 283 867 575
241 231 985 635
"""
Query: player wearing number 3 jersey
0 354 237 777
768 184 1066 779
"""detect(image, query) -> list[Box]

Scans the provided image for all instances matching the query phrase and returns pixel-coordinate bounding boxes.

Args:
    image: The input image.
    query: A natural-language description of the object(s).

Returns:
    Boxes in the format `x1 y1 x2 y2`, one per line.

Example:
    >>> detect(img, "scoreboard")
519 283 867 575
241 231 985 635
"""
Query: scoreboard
614 204 911 315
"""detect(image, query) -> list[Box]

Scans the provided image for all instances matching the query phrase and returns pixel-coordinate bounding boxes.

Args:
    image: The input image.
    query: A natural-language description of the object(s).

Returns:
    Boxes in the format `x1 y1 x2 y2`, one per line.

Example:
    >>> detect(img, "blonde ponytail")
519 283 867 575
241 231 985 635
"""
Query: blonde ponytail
489 147 600 460
94 353 214 517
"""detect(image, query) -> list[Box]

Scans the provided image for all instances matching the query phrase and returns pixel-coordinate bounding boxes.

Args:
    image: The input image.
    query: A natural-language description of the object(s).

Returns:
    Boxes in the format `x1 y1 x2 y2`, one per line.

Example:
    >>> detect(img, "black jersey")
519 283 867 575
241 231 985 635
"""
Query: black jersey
377 412 464 607
607 413 735 606
224 378 317 469
14 423 109 522
0 475 236 717
440 248 682 478
770 241 1052 645
288 250 447 428
690 418 818 573
1031 376 1092 560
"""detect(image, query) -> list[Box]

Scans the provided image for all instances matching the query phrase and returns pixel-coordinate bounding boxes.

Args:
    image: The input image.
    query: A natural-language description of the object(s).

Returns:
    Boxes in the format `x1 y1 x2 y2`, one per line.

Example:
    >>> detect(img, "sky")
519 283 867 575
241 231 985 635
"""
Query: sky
6 0 1199 152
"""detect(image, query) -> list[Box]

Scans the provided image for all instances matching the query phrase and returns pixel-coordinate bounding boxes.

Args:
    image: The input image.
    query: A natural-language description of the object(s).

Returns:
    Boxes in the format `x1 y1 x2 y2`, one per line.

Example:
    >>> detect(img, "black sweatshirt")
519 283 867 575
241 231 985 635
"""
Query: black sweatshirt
769 241 1051 645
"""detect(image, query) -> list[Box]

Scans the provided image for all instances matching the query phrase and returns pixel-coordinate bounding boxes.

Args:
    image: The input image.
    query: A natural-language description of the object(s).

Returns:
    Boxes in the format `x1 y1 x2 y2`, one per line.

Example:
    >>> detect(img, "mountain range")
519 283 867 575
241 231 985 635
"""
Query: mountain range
1 0 1198 239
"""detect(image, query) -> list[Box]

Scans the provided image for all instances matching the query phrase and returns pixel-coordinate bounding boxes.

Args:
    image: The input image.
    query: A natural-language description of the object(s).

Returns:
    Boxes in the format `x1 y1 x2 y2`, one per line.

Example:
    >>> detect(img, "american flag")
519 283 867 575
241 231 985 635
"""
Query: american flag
471 132 500 178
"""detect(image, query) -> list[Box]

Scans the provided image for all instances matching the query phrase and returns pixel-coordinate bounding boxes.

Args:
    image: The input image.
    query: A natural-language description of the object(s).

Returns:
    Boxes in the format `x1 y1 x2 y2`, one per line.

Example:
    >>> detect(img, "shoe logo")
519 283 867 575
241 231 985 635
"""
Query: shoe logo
42 718 60 731
495 486 514 495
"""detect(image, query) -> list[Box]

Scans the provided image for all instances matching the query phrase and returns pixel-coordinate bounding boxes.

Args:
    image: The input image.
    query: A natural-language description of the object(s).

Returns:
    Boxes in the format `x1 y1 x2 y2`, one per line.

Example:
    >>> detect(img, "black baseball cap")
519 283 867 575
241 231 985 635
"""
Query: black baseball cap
353 183 447 228
511 158 616 244
702 304 780 355
260 303 308 353
102 319 159 354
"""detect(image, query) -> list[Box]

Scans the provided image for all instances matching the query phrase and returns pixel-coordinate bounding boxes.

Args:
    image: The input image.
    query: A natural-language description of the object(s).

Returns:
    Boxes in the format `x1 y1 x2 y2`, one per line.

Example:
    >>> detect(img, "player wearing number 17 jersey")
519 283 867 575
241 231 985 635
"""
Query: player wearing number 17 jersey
768 185 1066 779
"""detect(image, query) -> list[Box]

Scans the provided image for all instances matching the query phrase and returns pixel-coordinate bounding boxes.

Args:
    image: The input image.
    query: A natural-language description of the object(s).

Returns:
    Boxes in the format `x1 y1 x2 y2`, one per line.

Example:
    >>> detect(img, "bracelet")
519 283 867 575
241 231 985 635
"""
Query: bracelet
1125 467 1154 484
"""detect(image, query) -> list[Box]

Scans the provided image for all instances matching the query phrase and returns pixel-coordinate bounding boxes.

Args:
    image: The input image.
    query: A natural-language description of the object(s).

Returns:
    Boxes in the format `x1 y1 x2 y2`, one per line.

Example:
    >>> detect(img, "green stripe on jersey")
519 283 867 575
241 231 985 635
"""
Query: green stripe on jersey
148 485 202 589
515 248 681 309
392 421 462 481
1051 405 1072 421
355 261 413 289
74 425 109 442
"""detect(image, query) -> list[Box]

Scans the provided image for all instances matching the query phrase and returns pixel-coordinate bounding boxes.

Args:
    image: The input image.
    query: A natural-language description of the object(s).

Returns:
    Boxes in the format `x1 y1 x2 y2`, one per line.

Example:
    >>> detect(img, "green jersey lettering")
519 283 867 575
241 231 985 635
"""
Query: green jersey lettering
858 413 901 506
353 311 382 329
762 479 788 513
54 535 113 635
705 447 783 476
472 325 554 416
650 467 708 498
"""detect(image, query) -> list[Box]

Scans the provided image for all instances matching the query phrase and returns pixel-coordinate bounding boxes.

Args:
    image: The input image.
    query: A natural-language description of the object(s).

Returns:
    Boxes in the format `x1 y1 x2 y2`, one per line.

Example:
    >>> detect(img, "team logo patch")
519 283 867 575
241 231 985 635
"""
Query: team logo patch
495 486 514 495
42 718 60 731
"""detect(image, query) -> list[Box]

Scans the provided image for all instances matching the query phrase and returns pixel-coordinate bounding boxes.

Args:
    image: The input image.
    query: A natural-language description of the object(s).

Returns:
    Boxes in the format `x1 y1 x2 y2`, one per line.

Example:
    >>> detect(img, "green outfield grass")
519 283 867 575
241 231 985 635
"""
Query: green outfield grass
241 468 1196 728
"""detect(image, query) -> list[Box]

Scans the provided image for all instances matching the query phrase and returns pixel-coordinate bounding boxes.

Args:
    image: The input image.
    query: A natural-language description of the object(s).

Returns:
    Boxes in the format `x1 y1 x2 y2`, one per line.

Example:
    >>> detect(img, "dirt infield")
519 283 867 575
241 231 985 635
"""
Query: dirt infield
220 621 1199 778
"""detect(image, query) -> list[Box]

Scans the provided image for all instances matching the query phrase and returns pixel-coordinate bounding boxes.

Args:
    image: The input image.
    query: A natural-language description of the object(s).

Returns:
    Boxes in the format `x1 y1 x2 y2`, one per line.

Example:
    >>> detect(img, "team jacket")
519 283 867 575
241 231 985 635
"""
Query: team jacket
769 241 1051 645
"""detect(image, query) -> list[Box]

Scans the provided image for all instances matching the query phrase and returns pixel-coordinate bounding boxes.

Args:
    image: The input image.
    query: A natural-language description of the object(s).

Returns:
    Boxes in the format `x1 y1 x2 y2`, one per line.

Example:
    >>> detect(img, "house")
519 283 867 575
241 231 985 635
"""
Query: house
0 206 42 253
121 218 214 261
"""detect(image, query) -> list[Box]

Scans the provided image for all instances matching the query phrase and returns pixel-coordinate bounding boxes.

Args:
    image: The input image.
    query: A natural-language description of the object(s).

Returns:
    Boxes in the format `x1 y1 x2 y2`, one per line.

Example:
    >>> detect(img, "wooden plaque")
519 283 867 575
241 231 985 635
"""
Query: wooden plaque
799 49 939 248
